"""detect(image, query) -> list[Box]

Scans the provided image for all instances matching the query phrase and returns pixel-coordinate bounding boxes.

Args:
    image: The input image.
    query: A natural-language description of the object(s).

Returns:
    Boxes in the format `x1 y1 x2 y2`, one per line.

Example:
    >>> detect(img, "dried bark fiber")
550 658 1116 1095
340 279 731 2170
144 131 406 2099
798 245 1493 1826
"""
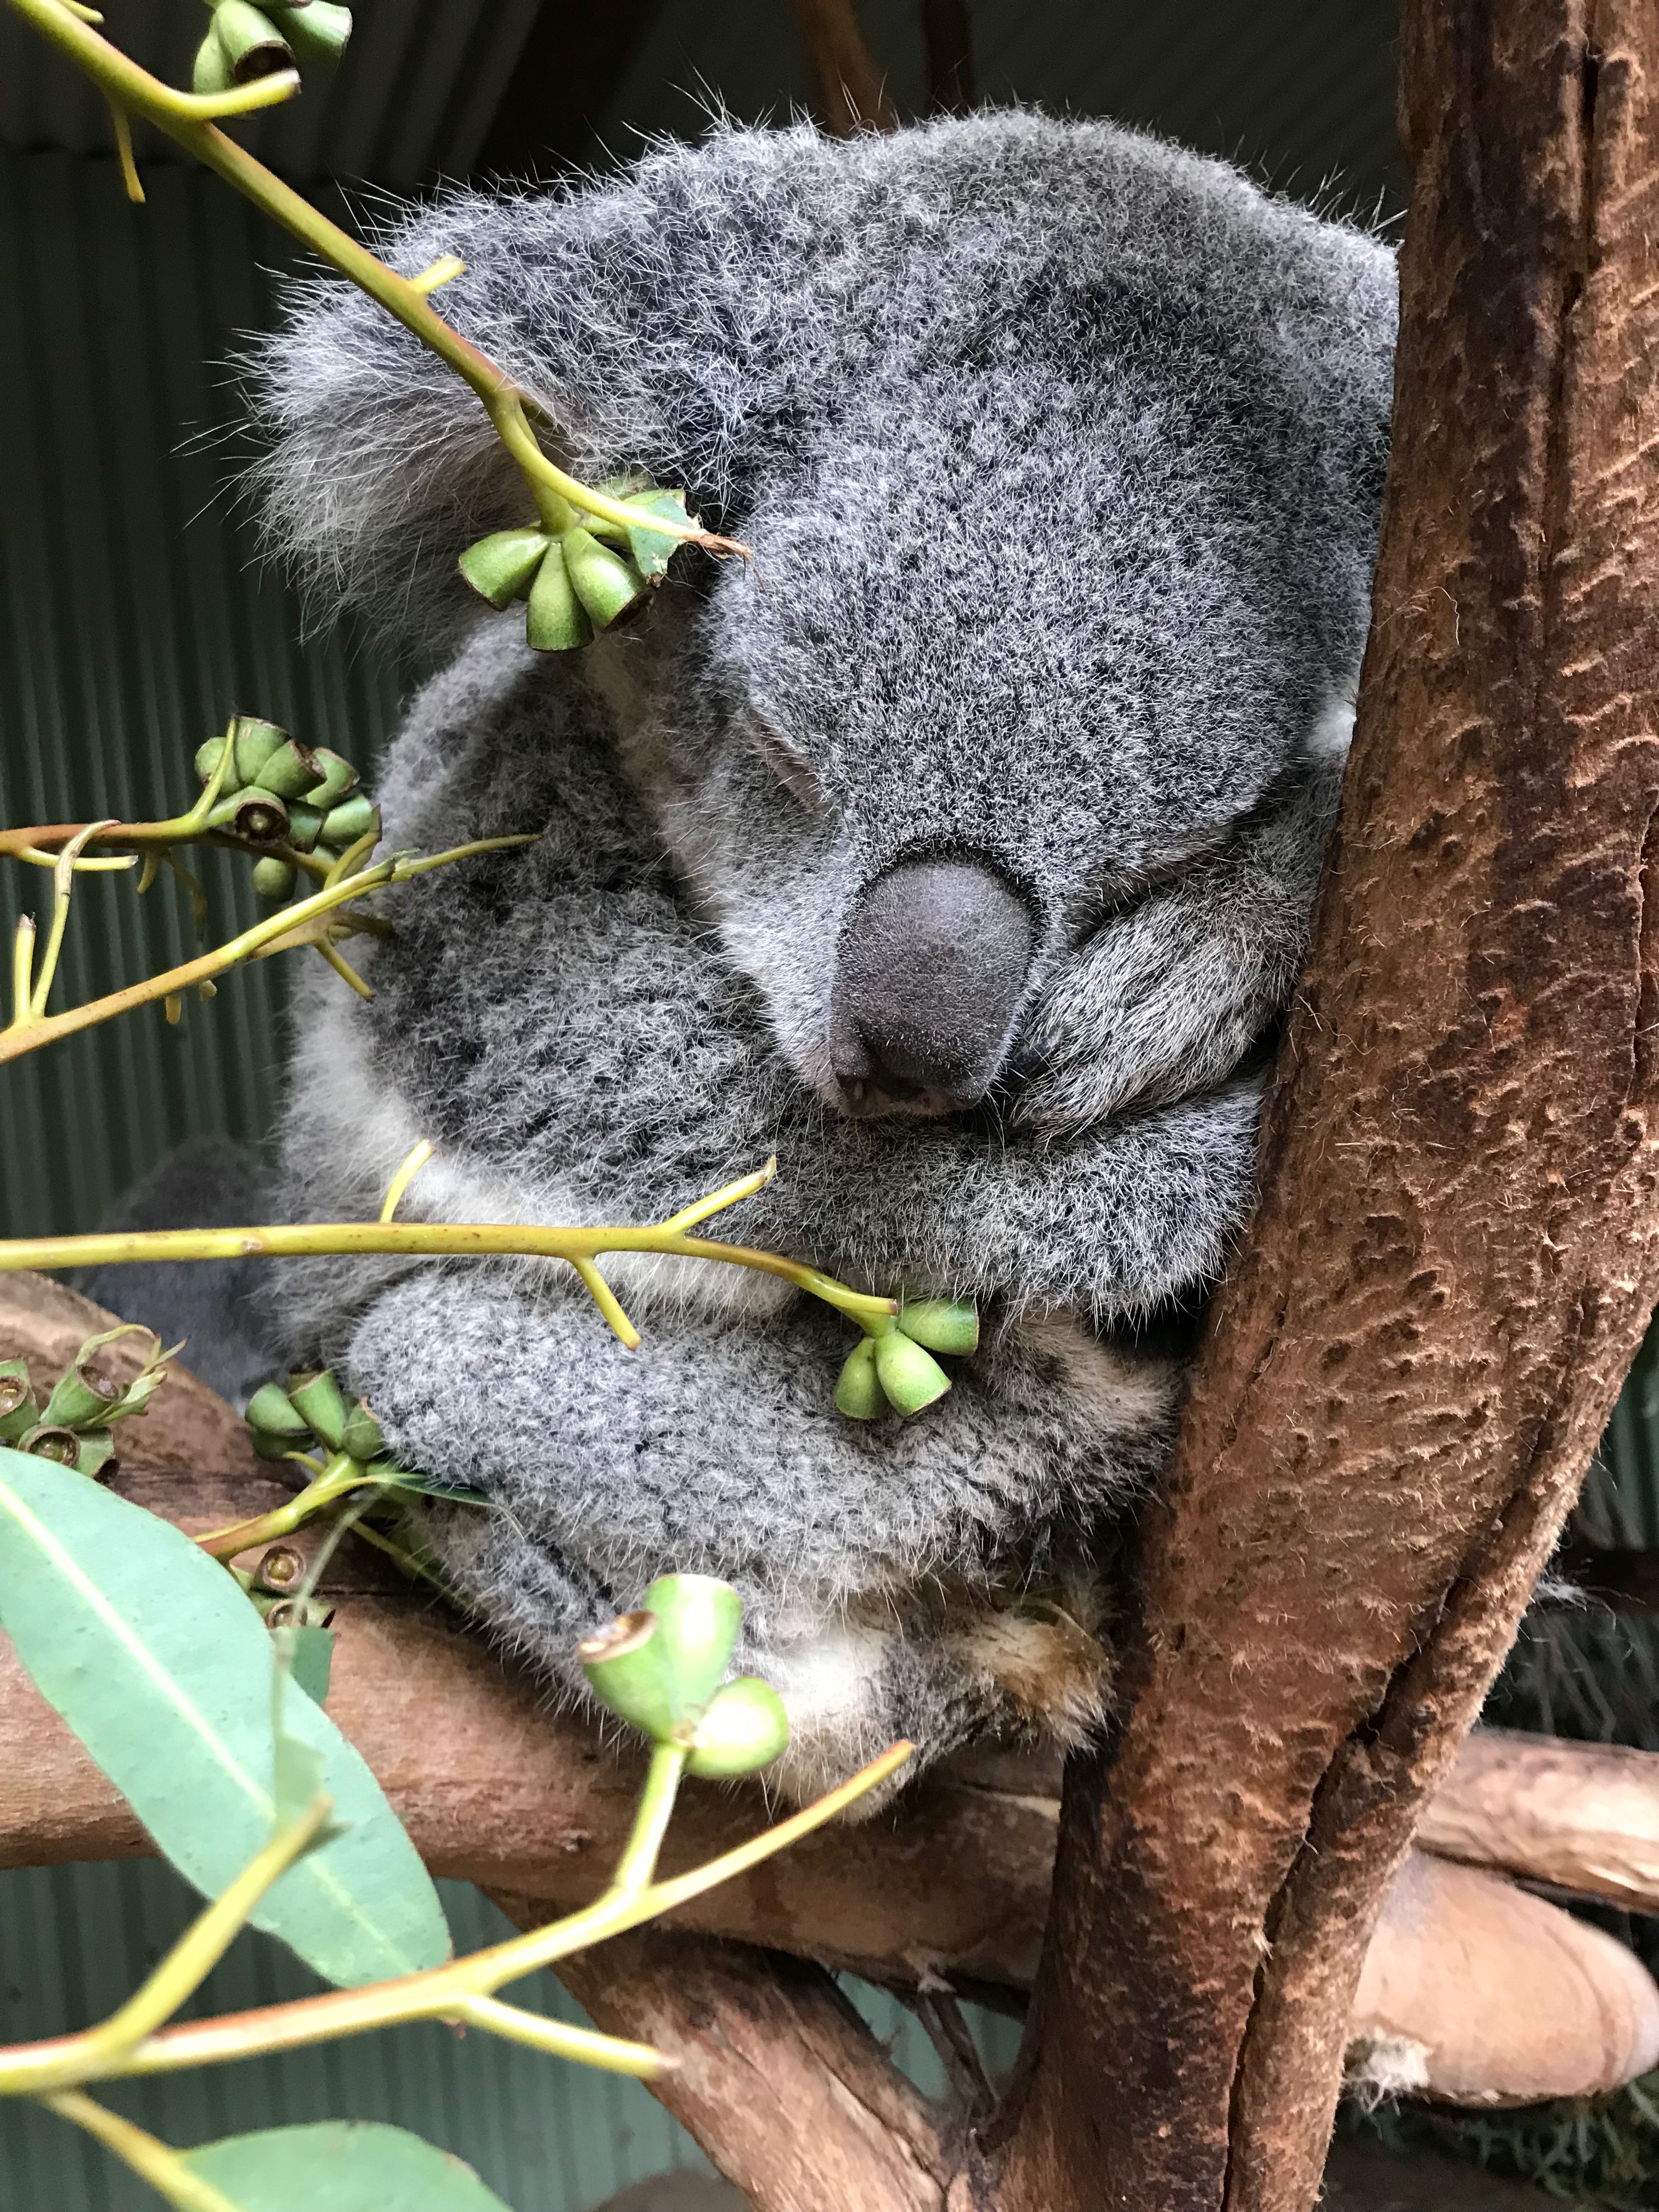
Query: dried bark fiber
984 4 1659 2208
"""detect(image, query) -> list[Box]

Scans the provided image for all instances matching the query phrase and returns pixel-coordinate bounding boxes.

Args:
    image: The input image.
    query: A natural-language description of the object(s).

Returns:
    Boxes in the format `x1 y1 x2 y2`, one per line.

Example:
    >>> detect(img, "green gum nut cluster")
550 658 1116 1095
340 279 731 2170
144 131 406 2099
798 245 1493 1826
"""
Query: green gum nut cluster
458 481 693 653
193 0 352 92
0 1327 172 1482
245 1370 384 1464
834 1297 980 1421
193 716 377 902
577 1572 789 1779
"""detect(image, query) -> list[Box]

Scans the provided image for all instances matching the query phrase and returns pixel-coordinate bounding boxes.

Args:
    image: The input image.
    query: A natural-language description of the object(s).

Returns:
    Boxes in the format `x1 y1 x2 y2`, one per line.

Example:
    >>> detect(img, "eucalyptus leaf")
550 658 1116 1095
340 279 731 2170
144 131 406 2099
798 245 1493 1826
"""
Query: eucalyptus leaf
623 487 691 583
369 1464 489 1504
286 1624 337 1709
183 2123 517 2211
0 1449 449 1987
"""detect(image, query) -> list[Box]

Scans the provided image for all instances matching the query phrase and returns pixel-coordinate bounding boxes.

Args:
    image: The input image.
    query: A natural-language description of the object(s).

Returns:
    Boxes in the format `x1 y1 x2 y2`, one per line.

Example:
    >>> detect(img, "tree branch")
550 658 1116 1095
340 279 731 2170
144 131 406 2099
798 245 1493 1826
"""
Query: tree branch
790 0 897 136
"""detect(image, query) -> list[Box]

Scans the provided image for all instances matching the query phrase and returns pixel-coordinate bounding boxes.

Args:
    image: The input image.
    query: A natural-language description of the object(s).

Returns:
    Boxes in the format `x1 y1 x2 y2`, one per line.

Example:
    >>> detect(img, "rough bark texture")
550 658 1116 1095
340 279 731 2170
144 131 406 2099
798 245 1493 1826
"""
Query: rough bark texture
985 4 1659 2208
546 1929 956 2212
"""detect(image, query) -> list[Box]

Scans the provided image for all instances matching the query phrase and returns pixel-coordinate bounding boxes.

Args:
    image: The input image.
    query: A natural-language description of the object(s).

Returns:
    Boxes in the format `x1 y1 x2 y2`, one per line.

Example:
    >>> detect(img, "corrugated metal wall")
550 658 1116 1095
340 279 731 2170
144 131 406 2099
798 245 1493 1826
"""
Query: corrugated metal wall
0 151 402 1242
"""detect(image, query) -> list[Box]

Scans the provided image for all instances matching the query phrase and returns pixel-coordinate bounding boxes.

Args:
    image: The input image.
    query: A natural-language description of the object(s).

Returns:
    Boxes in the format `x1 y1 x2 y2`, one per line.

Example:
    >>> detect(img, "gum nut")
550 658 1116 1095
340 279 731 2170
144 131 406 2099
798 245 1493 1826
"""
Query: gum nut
305 748 359 808
20 1425 83 1466
896 1298 980 1357
525 538 592 652
578 1611 674 1741
191 24 236 92
41 1361 123 1431
834 1338 884 1420
687 1677 791 1779
562 527 648 630
282 801 323 855
638 1573 744 1719
458 528 551 611
73 1430 117 1482
287 1370 348 1451
245 1382 310 1440
251 856 298 902
257 737 324 800
340 1401 384 1462
194 735 229 787
267 0 351 69
0 1363 37 1442
319 794 379 849
229 788 290 847
204 0 294 82
874 1329 952 1415
230 716 290 785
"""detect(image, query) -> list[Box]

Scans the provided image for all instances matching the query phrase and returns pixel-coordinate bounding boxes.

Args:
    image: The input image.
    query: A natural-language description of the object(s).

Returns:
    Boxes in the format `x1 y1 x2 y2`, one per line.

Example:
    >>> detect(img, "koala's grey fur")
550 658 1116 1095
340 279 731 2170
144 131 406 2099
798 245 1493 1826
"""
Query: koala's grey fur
242 112 1395 1798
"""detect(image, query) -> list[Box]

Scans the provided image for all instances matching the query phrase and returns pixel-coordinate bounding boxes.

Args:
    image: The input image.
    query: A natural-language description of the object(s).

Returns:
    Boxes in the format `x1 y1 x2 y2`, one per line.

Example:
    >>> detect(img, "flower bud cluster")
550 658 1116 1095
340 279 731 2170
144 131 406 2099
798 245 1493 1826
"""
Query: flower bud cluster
577 1573 789 1779
834 1298 980 1420
245 1370 385 1464
193 716 376 902
193 0 351 93
458 481 693 653
0 1325 173 1483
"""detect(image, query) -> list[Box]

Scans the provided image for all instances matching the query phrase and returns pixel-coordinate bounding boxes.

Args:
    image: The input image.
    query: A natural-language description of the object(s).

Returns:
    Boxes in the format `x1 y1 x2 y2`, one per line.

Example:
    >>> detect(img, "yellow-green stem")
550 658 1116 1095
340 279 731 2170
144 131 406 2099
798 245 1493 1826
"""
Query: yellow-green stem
196 1453 374 1561
0 1217 898 1331
448 1994 668 2078
11 1799 332 2094
44 2094 242 2212
608 1742 687 1897
0 1743 910 2084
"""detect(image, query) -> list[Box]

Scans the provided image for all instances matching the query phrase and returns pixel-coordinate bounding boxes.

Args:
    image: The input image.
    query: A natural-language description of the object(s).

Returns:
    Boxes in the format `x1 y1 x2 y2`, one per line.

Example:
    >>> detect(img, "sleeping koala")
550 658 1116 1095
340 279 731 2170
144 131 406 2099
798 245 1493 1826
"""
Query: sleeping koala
246 111 1395 1801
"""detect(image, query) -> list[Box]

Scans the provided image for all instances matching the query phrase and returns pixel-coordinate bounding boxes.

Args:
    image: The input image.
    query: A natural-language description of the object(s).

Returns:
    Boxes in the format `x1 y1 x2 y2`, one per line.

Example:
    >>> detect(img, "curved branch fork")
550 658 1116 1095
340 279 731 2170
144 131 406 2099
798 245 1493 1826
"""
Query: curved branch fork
4 1271 1659 2198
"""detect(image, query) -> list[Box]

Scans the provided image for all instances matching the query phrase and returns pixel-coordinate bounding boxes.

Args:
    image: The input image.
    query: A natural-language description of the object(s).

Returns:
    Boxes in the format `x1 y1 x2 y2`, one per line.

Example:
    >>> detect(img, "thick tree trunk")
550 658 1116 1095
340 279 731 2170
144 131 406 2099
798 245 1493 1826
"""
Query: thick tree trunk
988 4 1659 2207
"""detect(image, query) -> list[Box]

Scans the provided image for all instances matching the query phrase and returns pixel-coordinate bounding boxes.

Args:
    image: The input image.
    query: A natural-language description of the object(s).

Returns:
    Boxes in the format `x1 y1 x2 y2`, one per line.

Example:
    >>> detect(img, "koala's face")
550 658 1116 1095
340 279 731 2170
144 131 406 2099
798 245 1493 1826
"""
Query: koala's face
647 359 1367 1121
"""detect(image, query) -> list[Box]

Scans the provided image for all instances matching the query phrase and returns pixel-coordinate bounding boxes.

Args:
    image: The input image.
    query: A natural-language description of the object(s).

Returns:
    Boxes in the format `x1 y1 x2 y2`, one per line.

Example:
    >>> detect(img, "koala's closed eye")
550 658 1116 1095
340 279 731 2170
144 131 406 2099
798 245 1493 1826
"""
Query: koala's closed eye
746 715 826 809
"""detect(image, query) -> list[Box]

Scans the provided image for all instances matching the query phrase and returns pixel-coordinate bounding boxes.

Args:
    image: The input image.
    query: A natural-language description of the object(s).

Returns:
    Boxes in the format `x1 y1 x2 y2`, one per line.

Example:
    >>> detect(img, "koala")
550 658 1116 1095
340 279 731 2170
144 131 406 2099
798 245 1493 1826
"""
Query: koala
241 111 1395 1802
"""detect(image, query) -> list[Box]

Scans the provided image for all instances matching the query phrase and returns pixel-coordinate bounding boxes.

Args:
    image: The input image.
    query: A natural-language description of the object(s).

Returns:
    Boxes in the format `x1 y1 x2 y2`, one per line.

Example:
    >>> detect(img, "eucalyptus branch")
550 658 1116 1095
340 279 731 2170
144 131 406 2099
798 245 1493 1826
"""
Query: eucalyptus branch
0 831 534 1062
46 2095 242 2212
0 1742 911 2088
4 0 749 562
0 1158 901 1340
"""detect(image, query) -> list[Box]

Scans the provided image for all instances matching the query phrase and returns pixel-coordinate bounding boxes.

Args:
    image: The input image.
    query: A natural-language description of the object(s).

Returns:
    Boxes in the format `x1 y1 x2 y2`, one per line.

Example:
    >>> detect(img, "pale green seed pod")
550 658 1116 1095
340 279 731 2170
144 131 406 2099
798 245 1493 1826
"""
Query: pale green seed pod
0 1362 39 1444
251 856 298 902
341 1401 384 1463
73 1430 118 1482
578 1611 674 1741
638 1573 743 1722
257 738 324 801
896 1298 979 1357
194 735 230 788
563 528 649 630
319 794 379 850
306 749 359 809
231 716 290 785
833 1337 884 1420
42 1360 124 1431
196 1 292 86
874 1329 952 1415
192 25 237 94
458 528 551 611
266 0 351 70
686 1676 791 1779
287 1371 348 1451
221 787 290 847
282 801 323 855
246 1383 309 1441
19 1424 82 1466
525 539 592 652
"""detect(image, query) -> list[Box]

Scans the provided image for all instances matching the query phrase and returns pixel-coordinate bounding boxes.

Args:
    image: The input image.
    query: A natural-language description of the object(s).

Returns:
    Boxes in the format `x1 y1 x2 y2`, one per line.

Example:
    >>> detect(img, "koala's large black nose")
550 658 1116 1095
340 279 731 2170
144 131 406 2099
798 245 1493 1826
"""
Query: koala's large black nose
830 857 1034 1111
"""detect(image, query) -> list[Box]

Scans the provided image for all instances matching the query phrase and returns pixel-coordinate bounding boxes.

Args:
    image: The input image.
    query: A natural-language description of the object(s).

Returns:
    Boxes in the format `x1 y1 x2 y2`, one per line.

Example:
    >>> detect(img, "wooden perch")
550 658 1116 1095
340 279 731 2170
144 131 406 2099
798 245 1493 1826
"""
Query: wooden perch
5 1269 1659 2112
789 0 896 136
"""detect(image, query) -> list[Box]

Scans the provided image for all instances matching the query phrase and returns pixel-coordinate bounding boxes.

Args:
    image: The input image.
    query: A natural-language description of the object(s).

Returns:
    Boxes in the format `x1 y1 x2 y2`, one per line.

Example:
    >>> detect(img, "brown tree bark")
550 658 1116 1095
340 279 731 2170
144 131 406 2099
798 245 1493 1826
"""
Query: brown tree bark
984 3 1659 2208
789 0 897 136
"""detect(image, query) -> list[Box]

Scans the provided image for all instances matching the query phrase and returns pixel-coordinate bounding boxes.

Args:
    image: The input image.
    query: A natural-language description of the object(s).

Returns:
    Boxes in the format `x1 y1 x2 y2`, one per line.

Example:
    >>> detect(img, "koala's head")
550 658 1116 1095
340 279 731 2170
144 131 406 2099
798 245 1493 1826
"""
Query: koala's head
255 114 1396 1119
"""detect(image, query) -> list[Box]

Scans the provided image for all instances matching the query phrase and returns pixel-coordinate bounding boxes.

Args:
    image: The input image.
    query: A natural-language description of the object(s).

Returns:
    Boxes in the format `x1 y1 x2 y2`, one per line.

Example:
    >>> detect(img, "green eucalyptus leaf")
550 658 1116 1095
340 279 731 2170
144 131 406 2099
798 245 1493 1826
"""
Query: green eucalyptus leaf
183 2123 516 2211
622 486 692 583
285 1624 336 1708
0 1449 449 1988
366 1464 489 1504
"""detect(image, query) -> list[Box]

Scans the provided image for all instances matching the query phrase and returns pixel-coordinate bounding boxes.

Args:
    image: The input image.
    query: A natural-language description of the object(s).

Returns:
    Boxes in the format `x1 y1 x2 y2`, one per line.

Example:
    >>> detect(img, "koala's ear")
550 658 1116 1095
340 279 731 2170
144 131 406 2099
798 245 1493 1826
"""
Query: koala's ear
246 150 810 651
1273 218 1399 550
